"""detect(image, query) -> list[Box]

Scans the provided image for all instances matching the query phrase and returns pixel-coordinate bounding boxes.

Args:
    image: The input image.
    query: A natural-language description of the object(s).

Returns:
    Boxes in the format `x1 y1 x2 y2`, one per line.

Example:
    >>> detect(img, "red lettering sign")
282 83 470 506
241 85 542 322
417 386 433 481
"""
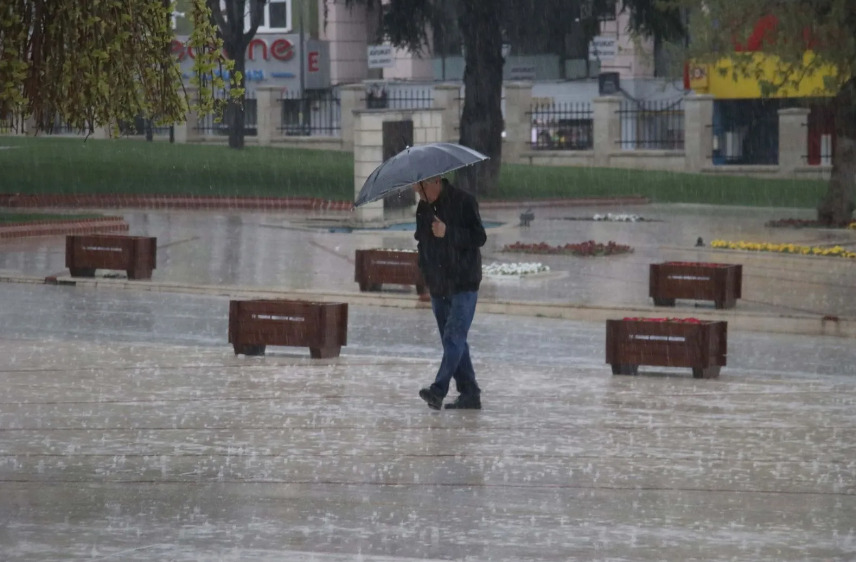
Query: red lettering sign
308 51 319 72
248 38 267 61
171 40 185 60
270 38 294 61
173 38 291 62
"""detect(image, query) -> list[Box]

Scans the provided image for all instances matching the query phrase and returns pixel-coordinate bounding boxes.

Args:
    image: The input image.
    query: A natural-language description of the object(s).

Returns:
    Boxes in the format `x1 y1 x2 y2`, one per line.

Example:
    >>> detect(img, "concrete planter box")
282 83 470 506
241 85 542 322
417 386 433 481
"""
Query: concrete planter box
605 318 727 379
650 262 742 309
65 234 157 280
354 249 427 296
228 299 348 358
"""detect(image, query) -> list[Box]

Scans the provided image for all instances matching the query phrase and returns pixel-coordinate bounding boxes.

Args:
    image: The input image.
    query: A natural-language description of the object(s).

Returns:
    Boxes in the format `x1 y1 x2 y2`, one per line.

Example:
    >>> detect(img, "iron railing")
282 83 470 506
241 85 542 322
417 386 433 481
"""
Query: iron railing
366 84 433 110
196 91 258 136
279 89 340 137
618 99 684 150
529 102 593 150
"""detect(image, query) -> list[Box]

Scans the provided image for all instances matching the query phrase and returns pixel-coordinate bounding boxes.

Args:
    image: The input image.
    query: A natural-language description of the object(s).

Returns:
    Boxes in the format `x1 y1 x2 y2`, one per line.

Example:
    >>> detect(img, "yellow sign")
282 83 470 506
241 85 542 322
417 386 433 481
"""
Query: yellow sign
689 52 838 99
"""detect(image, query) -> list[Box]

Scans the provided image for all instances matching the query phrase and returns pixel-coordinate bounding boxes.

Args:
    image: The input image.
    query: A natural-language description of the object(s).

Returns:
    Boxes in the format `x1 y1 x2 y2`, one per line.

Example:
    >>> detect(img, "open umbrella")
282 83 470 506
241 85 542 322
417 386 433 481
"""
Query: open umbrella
354 142 489 207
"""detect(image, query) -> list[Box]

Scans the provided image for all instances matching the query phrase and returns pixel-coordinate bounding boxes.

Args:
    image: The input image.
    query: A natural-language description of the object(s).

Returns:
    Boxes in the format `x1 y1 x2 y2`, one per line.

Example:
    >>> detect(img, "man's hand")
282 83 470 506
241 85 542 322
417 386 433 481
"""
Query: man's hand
431 216 446 238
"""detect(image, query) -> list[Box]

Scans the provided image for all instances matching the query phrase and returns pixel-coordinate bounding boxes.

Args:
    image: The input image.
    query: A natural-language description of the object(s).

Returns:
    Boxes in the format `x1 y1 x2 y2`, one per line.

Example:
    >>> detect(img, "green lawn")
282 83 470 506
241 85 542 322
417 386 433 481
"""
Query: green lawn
0 212 103 224
0 136 828 208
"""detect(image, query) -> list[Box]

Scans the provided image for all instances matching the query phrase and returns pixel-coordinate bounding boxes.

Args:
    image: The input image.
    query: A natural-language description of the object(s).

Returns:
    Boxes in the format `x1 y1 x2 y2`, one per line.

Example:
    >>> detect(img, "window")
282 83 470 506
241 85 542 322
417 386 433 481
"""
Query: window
256 0 292 32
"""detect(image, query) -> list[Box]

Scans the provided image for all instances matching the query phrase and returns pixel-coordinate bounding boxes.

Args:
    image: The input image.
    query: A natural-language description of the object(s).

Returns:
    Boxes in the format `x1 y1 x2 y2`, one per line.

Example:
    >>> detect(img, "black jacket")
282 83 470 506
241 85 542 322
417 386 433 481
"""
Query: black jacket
414 183 487 297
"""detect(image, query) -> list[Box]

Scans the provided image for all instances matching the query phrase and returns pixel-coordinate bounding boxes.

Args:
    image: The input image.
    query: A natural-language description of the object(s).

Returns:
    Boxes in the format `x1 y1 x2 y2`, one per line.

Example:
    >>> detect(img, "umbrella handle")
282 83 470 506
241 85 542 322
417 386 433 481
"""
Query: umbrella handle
418 182 435 219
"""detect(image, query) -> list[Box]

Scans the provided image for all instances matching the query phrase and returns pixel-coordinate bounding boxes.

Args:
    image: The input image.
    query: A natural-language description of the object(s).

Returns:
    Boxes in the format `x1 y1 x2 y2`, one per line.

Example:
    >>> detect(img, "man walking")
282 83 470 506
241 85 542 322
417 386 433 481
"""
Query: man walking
413 177 487 410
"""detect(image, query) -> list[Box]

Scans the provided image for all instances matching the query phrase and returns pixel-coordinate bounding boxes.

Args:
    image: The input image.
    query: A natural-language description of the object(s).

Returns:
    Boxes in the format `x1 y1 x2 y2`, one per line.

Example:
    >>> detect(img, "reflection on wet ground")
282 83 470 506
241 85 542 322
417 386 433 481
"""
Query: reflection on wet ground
0 202 854 560
1 203 854 319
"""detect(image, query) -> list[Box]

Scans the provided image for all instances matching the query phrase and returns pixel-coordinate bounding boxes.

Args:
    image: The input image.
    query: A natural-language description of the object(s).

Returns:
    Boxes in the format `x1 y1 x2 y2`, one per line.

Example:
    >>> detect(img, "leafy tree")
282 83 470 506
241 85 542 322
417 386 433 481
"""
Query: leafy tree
661 0 855 225
206 0 267 149
349 0 618 195
0 0 234 137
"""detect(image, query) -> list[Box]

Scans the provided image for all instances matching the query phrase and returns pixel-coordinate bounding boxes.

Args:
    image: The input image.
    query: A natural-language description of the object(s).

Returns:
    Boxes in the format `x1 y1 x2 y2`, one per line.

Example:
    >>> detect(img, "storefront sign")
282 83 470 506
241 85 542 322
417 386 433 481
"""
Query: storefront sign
588 36 616 61
173 34 330 91
368 45 395 69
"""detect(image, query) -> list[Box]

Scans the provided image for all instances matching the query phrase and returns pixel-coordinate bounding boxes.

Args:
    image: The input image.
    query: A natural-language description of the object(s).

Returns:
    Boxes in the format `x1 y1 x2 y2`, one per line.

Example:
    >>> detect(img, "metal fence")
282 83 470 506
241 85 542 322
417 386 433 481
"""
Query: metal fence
618 99 684 150
279 89 340 136
196 91 258 136
365 83 433 110
0 113 17 134
118 116 172 137
528 102 593 150
808 104 834 166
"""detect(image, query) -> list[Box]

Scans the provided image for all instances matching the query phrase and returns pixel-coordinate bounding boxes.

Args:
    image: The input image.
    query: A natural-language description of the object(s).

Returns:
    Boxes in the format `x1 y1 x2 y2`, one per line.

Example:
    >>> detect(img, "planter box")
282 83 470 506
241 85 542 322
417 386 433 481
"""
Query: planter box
65 234 157 280
650 262 742 309
228 299 348 358
605 318 727 379
355 249 427 296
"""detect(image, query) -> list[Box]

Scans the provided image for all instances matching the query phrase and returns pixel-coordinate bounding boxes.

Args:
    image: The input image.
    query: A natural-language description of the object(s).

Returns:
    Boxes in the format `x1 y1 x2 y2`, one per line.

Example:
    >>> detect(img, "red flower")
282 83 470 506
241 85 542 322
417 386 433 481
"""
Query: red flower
622 317 702 323
502 241 633 256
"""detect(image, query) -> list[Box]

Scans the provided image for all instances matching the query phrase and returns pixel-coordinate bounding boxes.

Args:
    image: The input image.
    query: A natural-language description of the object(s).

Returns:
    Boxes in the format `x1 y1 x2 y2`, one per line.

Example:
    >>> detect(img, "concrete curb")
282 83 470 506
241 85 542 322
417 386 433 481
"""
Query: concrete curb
479 196 649 209
4 273 850 339
0 194 647 214
0 216 129 238
0 194 353 212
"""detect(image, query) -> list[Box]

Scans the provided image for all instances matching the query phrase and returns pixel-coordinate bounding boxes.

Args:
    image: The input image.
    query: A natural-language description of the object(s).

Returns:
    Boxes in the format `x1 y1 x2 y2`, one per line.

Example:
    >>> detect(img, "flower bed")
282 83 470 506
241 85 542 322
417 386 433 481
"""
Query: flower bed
649 261 742 309
502 240 633 256
711 239 856 259
622 317 702 323
765 218 855 229
605 318 727 379
483 262 550 276
593 213 642 222
553 213 658 223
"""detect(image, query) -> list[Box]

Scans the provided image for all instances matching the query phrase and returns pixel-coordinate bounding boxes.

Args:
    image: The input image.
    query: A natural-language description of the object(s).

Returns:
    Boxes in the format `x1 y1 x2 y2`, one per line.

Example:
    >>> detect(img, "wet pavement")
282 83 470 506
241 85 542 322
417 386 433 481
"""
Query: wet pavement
0 202 855 560
1 202 854 321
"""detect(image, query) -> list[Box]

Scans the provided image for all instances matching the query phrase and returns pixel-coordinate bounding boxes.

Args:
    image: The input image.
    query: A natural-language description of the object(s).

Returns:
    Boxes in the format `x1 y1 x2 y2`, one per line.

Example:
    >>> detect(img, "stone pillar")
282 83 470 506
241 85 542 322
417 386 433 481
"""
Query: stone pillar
91 126 111 140
432 82 462 143
683 94 714 172
593 96 622 167
503 82 533 164
778 107 810 176
353 110 385 224
174 88 201 144
255 86 282 146
24 115 38 136
339 83 365 151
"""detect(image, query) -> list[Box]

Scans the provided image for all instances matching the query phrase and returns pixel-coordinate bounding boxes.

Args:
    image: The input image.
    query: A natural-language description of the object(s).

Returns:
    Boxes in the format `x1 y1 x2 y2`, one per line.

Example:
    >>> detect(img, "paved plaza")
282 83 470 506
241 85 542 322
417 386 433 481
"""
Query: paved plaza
0 202 855 560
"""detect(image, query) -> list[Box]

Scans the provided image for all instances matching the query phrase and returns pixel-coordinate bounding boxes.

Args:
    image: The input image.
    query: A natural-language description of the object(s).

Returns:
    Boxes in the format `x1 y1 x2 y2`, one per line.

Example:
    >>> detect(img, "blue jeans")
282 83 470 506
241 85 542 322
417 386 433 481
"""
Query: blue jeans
429 291 480 399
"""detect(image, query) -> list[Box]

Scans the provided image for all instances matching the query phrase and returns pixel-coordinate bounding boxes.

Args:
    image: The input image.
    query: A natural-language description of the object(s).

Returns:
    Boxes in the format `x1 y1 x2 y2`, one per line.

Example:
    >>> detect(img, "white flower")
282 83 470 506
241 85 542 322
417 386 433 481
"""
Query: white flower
482 262 550 276
593 213 640 222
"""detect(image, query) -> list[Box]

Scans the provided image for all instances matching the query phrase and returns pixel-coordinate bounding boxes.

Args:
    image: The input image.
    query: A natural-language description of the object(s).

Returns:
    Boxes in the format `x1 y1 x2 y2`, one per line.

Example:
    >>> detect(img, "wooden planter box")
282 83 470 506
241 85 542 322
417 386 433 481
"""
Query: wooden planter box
228 299 348 358
354 249 427 296
650 262 742 309
605 318 727 379
65 234 157 280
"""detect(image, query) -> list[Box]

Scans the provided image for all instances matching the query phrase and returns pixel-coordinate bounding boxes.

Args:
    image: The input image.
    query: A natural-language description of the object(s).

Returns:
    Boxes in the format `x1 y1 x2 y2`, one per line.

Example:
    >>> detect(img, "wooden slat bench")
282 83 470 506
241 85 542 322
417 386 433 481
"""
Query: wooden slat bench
605 318 727 379
228 299 348 358
65 234 157 280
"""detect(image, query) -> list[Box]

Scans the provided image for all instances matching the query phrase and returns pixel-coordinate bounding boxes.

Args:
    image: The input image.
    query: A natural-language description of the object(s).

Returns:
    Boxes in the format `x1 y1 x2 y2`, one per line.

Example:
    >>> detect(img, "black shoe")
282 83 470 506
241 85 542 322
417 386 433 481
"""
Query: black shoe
444 395 481 410
419 387 443 410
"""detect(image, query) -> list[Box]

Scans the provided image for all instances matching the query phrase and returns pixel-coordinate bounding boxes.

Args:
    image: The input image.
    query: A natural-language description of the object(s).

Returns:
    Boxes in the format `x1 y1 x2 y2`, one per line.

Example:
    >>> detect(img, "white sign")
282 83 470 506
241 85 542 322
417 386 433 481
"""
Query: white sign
367 44 395 69
588 36 616 61
508 65 536 81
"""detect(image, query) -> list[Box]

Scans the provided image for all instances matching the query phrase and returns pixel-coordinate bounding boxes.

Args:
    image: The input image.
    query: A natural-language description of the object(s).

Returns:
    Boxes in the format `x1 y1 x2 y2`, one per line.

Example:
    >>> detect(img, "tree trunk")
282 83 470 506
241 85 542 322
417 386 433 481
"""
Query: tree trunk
817 78 856 225
227 55 246 149
456 0 504 196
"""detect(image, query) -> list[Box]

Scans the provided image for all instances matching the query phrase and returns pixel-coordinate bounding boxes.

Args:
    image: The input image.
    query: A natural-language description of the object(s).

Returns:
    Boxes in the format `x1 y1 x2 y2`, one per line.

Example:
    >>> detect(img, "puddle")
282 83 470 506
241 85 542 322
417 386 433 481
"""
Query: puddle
327 220 504 233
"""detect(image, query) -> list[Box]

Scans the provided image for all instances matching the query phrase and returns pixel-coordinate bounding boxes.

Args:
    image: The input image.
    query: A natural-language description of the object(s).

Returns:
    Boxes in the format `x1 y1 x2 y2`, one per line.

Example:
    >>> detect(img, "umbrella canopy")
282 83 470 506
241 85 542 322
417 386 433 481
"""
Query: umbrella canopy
354 142 489 207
